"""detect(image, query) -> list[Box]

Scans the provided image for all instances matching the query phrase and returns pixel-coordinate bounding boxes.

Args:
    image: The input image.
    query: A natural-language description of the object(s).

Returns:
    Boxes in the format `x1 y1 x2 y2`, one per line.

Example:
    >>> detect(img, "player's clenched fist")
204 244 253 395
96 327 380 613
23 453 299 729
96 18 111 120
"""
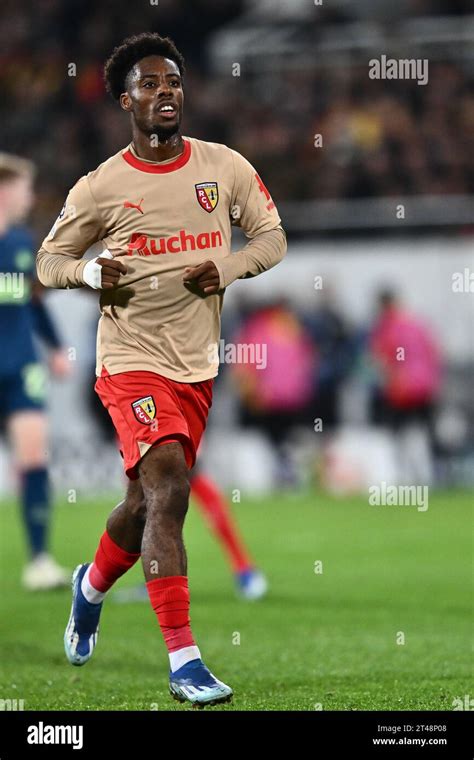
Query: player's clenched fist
183 260 220 295
96 256 128 289
83 250 127 290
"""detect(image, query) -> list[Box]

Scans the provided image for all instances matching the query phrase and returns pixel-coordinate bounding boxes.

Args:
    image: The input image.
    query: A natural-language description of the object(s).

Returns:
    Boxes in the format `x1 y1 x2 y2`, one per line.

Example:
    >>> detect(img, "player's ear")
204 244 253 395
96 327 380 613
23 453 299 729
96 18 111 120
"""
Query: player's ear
120 92 132 112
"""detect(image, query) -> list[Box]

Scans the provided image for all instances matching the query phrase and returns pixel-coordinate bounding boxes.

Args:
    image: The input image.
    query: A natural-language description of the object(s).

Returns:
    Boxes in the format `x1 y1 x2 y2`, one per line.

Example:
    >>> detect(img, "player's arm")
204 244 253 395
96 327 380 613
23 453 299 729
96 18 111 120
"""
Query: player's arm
30 281 62 349
36 176 126 290
183 150 286 294
15 230 63 348
29 283 73 376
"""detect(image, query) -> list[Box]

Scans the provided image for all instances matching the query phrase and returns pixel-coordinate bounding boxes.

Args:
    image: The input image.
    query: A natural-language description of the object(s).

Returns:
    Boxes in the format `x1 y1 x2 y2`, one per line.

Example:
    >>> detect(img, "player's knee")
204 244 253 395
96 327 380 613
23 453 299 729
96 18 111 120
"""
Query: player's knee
126 494 147 524
146 469 190 522
140 443 190 522
156 469 190 522
8 411 48 468
123 479 147 524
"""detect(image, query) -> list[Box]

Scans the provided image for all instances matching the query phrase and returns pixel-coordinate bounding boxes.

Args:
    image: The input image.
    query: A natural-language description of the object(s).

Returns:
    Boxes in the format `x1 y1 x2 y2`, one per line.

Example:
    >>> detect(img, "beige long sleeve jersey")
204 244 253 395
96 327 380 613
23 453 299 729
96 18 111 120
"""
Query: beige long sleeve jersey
36 137 286 382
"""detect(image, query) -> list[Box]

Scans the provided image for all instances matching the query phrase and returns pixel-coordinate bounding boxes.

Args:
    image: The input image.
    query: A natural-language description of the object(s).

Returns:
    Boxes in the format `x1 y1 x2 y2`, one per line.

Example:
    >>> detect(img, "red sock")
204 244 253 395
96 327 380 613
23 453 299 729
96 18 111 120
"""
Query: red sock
88 531 140 592
191 474 253 573
146 576 195 652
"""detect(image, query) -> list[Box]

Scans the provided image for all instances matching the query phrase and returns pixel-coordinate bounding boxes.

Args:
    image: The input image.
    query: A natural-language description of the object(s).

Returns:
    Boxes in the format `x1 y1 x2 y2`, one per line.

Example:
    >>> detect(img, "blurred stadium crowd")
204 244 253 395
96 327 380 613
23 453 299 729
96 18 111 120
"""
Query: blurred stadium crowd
0 0 472 239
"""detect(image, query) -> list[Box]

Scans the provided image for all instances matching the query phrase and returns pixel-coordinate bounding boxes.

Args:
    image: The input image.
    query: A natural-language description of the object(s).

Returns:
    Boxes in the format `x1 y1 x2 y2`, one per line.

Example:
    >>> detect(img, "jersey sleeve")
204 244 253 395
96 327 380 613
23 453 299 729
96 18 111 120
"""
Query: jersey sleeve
229 149 282 236
36 175 105 289
214 149 286 289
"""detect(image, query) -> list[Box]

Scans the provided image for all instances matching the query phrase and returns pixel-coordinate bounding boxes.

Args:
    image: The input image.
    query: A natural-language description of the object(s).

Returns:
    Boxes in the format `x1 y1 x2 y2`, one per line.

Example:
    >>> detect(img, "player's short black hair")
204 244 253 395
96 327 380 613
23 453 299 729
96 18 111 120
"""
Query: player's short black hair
104 33 185 101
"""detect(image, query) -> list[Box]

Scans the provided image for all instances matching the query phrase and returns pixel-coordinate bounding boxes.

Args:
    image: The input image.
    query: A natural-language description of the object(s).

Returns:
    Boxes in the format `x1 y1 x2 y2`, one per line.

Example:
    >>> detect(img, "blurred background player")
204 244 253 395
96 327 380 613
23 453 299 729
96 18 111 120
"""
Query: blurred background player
369 288 442 485
230 298 316 487
189 461 267 599
305 285 357 434
0 153 70 589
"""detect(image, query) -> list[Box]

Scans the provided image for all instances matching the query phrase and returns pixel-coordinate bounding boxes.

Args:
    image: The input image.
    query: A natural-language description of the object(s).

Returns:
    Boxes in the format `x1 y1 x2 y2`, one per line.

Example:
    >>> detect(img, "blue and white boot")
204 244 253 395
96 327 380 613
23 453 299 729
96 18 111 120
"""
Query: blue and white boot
236 568 268 601
64 563 102 666
169 658 233 707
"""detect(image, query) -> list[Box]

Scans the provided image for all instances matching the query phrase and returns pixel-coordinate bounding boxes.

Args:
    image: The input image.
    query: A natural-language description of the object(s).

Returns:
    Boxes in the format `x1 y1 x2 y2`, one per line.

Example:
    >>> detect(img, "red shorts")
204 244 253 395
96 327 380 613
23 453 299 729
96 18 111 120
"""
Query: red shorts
95 369 214 479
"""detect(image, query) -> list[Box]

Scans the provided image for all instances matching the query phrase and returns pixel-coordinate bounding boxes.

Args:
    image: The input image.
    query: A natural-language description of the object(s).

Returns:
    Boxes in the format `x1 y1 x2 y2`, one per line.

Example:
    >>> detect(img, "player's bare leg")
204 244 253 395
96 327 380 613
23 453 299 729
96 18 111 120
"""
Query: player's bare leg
139 442 189 580
139 442 233 706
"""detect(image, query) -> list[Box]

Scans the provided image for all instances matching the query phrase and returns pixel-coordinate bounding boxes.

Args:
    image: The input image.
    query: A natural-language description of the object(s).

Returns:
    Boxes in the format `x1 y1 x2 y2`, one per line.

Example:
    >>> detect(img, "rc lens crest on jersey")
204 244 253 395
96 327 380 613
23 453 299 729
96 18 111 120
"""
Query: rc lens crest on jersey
131 395 156 425
195 182 219 213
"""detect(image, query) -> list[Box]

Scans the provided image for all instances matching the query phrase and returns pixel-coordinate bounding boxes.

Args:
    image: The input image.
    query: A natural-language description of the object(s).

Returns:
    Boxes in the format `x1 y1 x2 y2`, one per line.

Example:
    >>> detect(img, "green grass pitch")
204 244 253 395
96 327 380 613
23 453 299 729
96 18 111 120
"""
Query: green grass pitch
0 489 471 710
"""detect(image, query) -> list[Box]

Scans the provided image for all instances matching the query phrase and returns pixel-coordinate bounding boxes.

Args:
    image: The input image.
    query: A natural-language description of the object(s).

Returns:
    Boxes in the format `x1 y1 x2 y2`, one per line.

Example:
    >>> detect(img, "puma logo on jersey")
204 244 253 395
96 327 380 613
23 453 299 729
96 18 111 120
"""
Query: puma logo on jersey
123 198 144 214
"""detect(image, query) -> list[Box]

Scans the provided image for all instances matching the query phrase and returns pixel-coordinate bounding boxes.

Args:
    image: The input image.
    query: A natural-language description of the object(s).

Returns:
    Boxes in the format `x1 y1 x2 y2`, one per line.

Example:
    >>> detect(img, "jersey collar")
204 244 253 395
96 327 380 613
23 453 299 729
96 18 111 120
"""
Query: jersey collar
122 138 191 173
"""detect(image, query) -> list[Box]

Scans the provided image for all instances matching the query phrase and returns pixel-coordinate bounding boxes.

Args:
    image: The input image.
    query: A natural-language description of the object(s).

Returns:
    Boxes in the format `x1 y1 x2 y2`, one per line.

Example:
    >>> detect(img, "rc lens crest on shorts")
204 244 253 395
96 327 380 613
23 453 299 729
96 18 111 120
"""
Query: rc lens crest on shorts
131 395 156 425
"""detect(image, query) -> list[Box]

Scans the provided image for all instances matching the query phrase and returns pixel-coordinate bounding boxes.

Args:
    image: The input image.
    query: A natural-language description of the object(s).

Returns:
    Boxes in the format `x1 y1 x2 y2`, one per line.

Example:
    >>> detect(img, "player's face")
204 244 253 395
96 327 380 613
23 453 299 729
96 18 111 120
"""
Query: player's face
0 175 34 224
121 56 184 139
